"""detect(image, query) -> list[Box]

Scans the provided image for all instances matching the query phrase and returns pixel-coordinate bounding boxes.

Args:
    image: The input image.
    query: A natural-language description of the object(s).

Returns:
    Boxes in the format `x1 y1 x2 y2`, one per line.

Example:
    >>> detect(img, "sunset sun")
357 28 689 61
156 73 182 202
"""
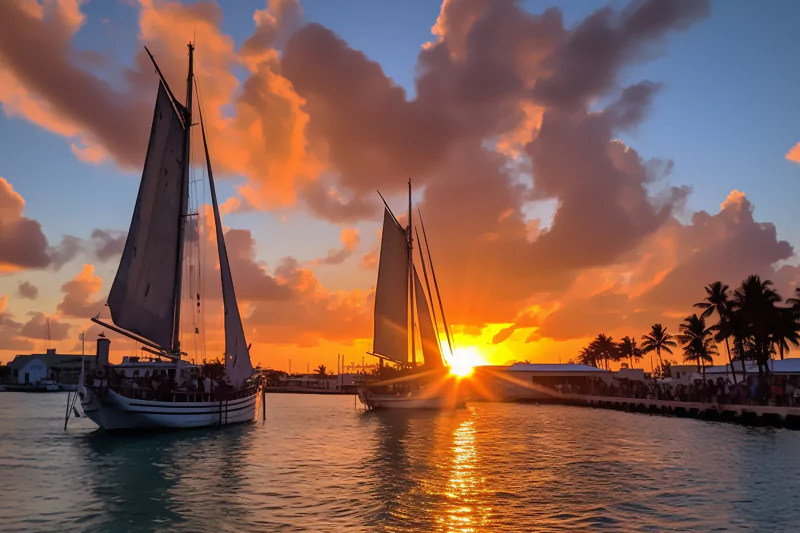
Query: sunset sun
447 346 486 377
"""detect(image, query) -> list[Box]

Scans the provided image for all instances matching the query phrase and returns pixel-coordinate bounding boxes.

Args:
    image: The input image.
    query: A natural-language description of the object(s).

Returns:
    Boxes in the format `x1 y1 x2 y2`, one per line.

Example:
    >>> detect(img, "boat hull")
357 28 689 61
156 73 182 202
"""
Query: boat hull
80 386 260 430
358 389 465 410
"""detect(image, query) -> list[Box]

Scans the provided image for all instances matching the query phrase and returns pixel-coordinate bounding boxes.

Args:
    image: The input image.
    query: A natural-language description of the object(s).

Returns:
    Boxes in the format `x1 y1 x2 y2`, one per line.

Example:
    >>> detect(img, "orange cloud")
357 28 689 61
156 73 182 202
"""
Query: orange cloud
312 227 360 265
786 141 800 164
57 264 104 318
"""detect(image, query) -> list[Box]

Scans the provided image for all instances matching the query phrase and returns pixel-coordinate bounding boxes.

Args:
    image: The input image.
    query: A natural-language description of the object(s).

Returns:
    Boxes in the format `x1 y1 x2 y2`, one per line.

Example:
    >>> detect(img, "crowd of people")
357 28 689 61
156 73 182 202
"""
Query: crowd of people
102 367 239 402
549 374 800 407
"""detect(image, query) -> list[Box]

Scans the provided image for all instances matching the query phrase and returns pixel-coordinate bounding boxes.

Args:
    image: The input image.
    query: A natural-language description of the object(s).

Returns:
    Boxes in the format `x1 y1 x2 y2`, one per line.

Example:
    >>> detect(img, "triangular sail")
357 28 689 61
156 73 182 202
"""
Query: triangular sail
373 209 409 364
200 104 253 388
413 267 444 368
107 83 186 350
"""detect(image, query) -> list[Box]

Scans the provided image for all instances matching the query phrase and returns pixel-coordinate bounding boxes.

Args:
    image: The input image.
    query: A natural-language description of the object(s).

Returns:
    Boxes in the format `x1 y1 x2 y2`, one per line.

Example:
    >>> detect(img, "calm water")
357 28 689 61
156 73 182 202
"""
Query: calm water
1 393 799 532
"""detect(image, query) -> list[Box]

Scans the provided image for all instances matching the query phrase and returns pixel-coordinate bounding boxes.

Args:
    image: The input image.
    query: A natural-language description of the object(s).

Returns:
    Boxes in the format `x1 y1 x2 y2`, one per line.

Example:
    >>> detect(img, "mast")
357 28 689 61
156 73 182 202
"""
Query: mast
171 42 194 355
408 179 415 366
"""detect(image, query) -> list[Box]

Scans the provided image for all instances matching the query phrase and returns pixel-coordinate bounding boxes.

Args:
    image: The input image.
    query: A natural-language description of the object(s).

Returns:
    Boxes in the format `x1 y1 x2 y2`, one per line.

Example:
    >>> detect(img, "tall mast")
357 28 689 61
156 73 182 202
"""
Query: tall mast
171 42 194 354
408 179 415 366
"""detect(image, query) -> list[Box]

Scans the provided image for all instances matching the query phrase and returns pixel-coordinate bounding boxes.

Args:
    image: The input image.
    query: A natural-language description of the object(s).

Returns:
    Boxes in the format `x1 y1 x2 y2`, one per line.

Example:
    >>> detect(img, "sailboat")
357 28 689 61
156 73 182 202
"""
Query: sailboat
78 44 261 430
357 182 465 410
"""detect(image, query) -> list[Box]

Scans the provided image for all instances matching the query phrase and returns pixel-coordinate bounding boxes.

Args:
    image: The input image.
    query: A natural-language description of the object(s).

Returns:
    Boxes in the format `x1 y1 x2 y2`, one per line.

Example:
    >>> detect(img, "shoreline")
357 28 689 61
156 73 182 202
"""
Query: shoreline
502 393 800 429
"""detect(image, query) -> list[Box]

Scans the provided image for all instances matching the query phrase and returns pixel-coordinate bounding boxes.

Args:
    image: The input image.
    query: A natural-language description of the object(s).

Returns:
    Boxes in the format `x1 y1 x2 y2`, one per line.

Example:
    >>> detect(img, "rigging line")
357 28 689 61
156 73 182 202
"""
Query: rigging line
415 226 444 359
193 75 209 363
417 207 454 355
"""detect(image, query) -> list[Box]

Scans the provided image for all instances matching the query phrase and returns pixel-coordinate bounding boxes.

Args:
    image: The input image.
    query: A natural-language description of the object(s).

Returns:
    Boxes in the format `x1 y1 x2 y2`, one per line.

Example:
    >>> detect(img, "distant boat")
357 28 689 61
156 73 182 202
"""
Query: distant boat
79 44 261 430
357 182 464 410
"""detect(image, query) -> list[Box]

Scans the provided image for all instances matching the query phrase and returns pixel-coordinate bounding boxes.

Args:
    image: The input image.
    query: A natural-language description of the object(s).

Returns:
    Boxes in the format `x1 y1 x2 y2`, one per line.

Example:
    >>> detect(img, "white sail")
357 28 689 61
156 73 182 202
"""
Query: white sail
373 209 409 364
413 267 444 368
201 112 253 388
107 83 186 350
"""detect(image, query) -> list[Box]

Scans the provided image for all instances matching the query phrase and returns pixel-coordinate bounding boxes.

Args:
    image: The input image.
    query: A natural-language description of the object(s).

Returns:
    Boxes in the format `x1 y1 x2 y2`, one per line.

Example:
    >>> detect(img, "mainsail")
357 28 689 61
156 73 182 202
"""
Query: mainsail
199 105 253 388
372 209 409 363
107 83 186 350
413 267 444 368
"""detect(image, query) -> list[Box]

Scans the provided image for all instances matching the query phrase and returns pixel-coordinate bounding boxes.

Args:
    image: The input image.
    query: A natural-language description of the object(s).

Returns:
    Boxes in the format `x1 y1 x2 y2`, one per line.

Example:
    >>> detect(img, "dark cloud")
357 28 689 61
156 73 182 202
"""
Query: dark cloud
0 177 50 271
90 229 127 262
16 281 38 300
532 0 710 110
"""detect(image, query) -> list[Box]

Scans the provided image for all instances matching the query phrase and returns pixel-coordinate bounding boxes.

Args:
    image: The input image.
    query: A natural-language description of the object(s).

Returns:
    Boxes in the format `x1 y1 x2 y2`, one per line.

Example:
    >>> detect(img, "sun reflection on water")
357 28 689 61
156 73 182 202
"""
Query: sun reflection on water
439 418 491 533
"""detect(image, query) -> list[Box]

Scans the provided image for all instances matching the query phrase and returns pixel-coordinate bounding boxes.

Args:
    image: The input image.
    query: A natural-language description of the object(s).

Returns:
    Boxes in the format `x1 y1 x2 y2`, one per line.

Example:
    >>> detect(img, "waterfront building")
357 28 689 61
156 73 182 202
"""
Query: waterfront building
5 349 95 386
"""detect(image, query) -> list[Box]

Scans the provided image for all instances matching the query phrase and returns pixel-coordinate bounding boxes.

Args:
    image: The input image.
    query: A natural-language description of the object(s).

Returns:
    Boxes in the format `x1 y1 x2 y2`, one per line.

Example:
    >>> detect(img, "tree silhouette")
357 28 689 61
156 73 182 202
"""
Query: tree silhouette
678 314 718 375
733 275 781 375
641 324 676 377
315 364 328 376
694 281 738 383
618 336 643 369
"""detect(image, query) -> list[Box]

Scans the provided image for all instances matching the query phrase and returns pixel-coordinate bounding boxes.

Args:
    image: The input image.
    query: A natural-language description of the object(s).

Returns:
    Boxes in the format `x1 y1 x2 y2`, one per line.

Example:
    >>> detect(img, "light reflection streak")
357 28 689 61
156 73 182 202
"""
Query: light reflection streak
439 417 491 533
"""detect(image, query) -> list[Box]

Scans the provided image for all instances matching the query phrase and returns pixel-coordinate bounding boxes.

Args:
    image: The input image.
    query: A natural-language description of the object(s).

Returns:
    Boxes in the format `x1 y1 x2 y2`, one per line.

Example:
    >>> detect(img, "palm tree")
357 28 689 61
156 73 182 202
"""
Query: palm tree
678 314 718 375
787 288 800 311
733 275 781 376
315 364 328 376
589 334 619 370
618 336 643 369
773 307 800 360
694 281 737 383
577 346 598 368
641 324 676 377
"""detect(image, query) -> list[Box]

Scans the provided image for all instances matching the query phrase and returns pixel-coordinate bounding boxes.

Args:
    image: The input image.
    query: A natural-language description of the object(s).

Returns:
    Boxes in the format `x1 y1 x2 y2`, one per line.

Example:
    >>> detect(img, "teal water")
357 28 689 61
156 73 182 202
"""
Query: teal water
1 392 799 532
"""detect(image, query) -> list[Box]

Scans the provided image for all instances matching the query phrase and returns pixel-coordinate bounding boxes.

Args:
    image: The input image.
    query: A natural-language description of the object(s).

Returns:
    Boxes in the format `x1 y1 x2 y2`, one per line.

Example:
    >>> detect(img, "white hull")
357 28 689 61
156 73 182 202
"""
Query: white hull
358 389 465 410
80 386 259 430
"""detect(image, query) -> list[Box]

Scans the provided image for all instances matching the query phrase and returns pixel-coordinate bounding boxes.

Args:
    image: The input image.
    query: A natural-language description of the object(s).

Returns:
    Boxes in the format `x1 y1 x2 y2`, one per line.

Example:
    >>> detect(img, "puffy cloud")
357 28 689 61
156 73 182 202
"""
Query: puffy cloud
89 229 126 261
531 0 709 110
532 190 796 344
0 177 86 271
16 281 38 300
313 227 360 265
0 0 316 208
0 1 151 168
246 257 372 348
57 264 105 318
0 176 50 271
20 312 71 341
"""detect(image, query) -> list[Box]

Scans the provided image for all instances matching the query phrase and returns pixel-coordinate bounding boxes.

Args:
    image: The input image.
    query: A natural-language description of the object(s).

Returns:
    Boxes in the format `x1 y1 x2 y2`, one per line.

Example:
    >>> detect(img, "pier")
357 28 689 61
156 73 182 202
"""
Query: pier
518 393 800 429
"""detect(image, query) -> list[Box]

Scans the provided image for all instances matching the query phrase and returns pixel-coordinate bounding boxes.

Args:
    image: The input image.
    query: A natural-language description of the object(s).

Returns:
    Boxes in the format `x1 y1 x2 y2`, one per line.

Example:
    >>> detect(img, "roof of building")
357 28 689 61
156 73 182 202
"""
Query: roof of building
506 363 611 374
8 349 95 369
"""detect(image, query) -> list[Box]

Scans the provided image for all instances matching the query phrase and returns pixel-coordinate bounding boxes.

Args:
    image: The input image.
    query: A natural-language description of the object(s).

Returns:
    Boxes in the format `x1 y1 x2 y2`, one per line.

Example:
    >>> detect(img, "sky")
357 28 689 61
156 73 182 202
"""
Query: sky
0 0 798 371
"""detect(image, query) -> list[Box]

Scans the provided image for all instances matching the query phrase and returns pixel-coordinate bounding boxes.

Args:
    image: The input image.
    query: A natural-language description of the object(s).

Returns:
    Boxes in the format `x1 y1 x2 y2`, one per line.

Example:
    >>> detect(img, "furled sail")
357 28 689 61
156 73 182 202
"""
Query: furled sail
200 106 253 388
413 267 444 368
107 83 186 350
373 209 409 364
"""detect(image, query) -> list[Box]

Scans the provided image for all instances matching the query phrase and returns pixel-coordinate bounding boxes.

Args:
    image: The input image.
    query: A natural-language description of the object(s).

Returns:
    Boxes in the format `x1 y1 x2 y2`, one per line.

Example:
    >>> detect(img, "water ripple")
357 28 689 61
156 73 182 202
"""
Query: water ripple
1 393 800 531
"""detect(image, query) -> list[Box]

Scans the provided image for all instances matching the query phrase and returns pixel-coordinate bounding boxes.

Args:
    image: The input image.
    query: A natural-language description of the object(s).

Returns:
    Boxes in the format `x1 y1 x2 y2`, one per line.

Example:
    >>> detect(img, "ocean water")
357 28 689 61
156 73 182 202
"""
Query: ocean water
1 393 799 532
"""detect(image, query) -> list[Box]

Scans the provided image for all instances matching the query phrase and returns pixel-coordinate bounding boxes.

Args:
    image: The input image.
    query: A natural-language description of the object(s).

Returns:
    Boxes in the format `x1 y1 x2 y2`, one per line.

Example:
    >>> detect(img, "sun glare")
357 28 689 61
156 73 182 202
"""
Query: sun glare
447 346 486 378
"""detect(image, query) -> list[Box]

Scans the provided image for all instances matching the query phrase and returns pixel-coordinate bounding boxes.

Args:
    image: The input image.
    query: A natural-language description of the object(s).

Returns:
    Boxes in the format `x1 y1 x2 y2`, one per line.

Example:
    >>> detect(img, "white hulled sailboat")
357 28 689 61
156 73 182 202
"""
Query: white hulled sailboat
79 44 260 430
357 183 464 410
